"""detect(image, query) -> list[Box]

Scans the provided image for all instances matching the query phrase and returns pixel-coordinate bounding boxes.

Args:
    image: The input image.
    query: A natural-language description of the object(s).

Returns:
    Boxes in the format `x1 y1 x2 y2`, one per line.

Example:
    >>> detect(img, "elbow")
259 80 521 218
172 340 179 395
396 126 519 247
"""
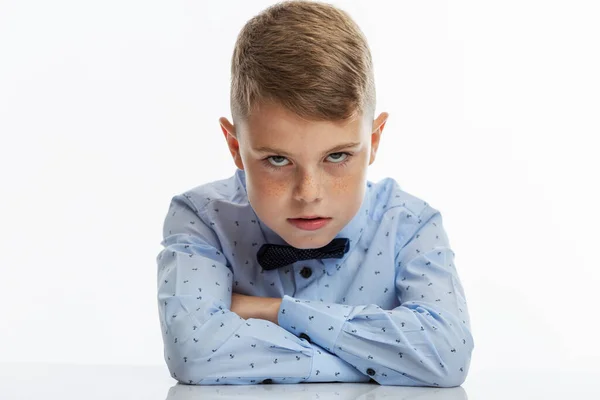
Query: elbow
410 340 473 388
435 325 474 387
160 313 242 385
168 366 206 386
163 345 213 385
160 318 215 384
158 298 230 384
433 346 473 388
434 369 467 388
165 360 194 385
163 341 194 384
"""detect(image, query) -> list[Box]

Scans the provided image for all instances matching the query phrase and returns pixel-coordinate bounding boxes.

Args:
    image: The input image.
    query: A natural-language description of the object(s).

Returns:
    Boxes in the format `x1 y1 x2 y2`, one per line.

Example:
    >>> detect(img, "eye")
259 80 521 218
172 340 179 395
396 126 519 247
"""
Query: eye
264 152 353 170
266 156 290 168
326 152 349 163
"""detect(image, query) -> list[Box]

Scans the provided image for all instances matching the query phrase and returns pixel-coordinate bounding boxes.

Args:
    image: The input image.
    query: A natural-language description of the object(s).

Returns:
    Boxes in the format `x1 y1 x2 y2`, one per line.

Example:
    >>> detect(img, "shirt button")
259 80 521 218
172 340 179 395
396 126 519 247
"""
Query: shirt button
366 368 376 376
299 333 311 342
261 378 273 384
300 266 312 279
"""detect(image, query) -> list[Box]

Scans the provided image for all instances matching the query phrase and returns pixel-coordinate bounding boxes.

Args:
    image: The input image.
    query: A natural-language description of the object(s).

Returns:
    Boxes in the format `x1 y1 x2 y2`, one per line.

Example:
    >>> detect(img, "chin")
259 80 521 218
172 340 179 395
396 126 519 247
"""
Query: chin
283 231 336 249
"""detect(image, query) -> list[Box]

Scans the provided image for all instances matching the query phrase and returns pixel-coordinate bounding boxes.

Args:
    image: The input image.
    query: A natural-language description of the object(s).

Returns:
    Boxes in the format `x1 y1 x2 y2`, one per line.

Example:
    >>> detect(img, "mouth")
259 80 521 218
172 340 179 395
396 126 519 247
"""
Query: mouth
287 216 332 231
291 215 329 220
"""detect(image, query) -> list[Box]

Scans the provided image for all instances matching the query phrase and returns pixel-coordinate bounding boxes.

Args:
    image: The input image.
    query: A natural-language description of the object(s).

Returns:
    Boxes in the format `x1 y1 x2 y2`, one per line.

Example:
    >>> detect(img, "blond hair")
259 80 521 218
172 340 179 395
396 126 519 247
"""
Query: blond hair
230 0 376 127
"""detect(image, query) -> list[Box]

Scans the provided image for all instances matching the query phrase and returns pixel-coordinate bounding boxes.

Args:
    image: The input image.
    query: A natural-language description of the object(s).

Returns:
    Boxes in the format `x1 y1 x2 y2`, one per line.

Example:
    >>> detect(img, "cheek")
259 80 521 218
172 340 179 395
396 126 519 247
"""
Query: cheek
331 164 366 196
331 176 352 195
261 179 288 198
249 171 288 200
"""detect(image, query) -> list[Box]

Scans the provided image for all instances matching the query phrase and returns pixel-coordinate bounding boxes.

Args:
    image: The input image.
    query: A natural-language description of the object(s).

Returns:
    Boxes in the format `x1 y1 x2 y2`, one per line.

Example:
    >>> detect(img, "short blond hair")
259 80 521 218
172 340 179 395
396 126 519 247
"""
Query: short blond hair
230 0 376 127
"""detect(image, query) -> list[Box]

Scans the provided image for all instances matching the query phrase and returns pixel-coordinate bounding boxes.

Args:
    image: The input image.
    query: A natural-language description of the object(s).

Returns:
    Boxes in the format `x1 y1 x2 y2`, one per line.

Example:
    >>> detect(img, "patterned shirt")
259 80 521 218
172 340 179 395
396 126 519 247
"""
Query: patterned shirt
157 168 474 386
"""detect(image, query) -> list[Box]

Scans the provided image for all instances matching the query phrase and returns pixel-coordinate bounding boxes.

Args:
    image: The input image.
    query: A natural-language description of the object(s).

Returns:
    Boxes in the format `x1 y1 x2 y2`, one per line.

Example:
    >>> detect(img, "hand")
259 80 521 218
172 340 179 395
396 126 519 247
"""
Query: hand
231 292 282 325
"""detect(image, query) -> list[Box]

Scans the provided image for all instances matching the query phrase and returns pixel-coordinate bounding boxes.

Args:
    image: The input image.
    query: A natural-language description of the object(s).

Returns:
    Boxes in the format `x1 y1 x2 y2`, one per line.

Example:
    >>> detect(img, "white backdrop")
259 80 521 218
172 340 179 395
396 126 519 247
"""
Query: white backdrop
1 0 598 377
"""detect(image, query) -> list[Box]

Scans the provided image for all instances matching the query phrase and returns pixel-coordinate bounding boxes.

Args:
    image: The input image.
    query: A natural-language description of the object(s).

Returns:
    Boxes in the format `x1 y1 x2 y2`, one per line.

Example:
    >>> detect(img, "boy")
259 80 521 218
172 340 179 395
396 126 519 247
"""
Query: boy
157 0 473 387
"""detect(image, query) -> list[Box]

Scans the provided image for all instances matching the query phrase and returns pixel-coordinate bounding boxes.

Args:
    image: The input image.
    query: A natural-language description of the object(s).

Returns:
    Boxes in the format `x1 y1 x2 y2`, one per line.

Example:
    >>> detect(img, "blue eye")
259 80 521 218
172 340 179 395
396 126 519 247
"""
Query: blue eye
264 152 353 171
326 152 349 163
267 156 289 168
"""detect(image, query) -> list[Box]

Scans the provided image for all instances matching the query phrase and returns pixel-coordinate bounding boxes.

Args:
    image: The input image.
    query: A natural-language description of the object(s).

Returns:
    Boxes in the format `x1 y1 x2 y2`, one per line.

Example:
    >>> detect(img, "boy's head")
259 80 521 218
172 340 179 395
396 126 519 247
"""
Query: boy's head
219 0 388 249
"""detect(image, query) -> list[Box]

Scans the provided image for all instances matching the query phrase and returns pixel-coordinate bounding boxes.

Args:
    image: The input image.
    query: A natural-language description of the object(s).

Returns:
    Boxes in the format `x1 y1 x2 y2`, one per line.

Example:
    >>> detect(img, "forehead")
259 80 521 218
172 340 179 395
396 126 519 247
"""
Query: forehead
240 102 369 147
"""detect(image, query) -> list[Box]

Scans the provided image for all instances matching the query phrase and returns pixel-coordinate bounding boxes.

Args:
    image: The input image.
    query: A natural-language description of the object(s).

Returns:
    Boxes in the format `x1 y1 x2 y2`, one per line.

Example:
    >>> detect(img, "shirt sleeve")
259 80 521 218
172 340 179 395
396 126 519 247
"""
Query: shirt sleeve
277 209 474 387
157 194 369 385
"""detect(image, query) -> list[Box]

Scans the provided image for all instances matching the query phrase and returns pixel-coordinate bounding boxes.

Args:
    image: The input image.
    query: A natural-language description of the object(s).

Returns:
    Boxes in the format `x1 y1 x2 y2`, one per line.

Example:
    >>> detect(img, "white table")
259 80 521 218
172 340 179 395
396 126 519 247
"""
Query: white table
1 363 598 399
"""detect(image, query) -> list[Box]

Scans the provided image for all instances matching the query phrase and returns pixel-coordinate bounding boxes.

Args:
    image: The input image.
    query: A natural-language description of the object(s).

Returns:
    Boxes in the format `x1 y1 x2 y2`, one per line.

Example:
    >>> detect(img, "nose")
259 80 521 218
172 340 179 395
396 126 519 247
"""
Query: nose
293 169 323 203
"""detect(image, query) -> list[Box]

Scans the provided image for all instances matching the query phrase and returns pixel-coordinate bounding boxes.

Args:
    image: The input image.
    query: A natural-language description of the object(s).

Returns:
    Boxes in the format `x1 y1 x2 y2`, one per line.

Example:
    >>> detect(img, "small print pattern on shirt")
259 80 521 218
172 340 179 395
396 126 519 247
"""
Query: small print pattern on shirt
157 168 474 386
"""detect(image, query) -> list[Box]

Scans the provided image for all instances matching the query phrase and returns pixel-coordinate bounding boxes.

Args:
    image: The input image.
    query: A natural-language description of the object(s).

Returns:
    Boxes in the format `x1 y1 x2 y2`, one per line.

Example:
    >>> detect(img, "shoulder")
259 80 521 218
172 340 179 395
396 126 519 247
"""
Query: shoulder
367 176 442 247
169 168 249 217
367 176 439 220
161 169 252 250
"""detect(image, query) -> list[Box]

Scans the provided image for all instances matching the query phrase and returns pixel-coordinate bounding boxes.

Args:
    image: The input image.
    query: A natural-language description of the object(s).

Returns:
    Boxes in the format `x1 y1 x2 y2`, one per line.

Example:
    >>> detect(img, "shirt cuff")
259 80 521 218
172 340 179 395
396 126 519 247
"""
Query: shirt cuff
278 294 350 353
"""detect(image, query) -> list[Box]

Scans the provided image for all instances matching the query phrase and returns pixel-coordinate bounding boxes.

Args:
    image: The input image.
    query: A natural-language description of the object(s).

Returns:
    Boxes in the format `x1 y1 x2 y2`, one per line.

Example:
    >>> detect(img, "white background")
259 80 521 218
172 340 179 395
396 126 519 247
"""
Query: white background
1 0 598 378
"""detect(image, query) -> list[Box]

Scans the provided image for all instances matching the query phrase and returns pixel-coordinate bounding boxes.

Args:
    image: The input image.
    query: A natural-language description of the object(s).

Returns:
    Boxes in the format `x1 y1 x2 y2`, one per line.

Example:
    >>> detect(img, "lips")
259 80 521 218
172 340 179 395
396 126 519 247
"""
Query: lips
288 217 332 231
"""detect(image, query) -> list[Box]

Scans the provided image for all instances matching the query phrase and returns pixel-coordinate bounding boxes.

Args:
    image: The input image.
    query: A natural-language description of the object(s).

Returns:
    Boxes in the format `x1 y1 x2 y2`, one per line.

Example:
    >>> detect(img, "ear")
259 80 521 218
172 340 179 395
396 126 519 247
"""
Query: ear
219 117 244 170
369 112 389 165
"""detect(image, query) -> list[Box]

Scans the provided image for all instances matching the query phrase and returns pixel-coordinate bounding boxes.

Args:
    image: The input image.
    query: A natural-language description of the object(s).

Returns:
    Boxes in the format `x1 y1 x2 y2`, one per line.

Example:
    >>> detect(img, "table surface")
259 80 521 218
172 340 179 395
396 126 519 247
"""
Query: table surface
1 363 598 399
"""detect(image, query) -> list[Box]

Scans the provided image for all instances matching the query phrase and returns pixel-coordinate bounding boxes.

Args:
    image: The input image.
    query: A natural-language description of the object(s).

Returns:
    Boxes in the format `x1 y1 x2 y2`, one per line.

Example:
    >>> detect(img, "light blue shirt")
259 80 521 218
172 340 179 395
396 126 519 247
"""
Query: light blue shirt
157 168 474 386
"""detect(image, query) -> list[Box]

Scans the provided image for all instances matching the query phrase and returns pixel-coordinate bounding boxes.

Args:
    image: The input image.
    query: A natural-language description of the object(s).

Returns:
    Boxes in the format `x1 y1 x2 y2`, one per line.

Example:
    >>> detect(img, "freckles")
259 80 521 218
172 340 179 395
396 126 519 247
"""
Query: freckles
331 176 351 195
261 178 287 197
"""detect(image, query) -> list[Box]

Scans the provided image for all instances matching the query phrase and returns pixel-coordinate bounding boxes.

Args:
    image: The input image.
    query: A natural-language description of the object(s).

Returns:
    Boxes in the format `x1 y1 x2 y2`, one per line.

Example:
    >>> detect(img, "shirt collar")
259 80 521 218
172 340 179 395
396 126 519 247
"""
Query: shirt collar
235 168 371 263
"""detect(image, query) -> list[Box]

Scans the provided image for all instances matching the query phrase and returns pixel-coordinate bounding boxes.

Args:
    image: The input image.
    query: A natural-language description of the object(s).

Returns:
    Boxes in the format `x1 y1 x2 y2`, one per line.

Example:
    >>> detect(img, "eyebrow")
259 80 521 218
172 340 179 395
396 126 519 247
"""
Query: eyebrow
253 142 361 157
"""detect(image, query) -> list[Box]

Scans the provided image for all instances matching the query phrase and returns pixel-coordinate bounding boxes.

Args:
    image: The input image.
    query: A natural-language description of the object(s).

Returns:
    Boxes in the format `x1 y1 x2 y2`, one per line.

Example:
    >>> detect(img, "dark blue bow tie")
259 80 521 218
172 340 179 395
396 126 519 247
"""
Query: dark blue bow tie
257 238 350 270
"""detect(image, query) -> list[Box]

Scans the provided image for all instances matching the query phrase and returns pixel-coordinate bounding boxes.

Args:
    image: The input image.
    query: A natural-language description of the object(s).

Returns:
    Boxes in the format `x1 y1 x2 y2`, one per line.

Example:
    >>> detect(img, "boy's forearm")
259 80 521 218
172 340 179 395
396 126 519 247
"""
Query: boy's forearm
230 292 282 325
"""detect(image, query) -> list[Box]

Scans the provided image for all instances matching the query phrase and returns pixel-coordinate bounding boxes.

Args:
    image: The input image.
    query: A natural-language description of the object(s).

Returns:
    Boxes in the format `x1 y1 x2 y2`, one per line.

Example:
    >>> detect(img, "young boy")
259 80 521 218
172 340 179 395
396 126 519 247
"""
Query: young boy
157 0 473 387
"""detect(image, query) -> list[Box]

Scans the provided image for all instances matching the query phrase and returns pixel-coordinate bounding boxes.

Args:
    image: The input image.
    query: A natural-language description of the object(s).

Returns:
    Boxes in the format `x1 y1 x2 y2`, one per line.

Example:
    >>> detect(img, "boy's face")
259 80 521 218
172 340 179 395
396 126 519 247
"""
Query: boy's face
219 102 388 249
